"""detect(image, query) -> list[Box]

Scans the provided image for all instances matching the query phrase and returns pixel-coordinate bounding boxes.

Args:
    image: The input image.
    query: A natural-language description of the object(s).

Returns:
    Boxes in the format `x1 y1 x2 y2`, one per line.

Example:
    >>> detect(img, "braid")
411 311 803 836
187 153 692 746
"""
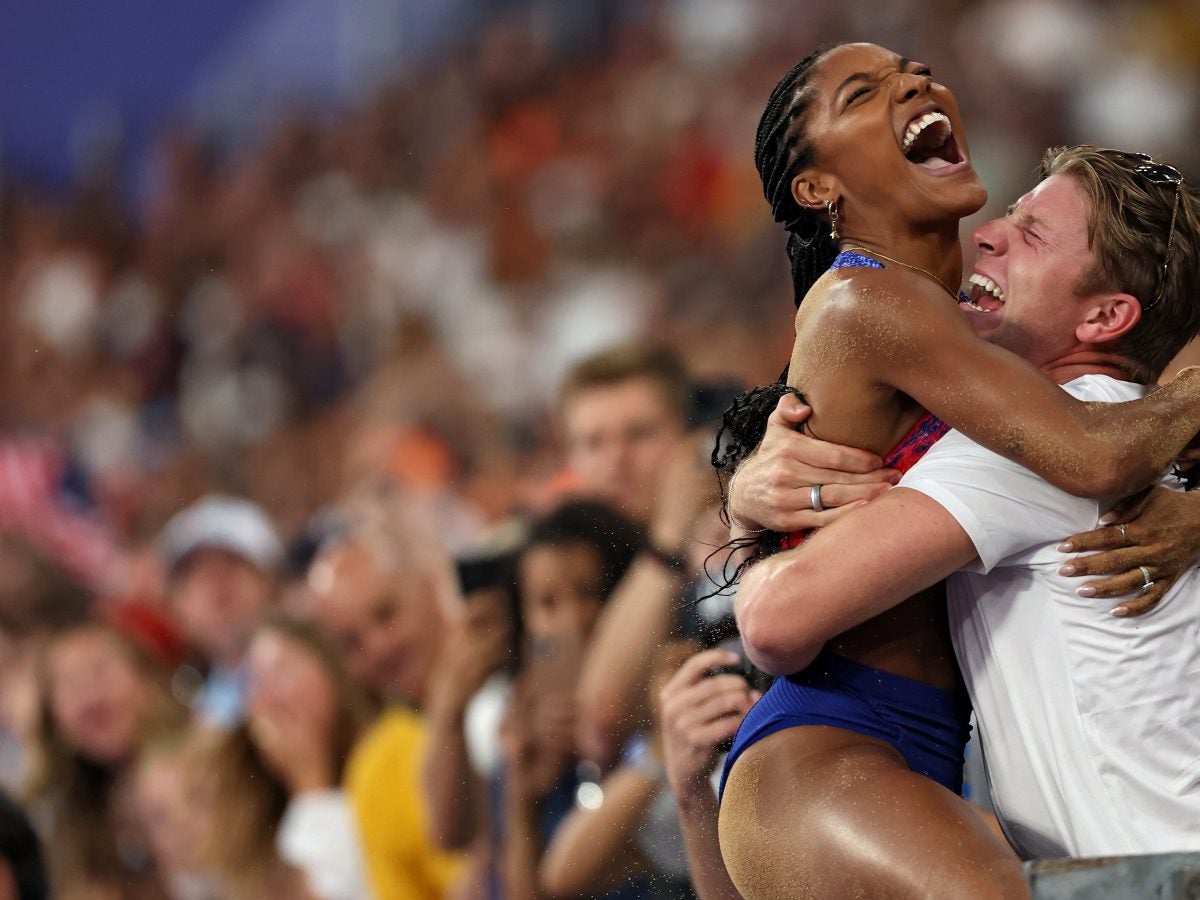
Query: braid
754 45 843 309
701 47 844 598
705 372 806 596
711 370 799 484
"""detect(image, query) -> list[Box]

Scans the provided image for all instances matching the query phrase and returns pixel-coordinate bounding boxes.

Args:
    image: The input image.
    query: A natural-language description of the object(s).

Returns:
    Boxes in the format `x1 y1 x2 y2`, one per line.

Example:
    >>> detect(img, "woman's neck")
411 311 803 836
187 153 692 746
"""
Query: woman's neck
838 222 963 297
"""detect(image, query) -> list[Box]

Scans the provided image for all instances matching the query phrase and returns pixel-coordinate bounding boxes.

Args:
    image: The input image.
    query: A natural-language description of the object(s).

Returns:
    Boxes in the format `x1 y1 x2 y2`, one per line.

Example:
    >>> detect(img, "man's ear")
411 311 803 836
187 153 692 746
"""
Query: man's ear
791 170 839 211
1077 293 1141 344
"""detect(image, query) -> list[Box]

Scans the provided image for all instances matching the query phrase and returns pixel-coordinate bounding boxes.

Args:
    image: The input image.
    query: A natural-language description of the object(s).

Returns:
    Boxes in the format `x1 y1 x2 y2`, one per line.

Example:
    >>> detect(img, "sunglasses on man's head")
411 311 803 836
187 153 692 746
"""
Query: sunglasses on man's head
1112 150 1184 311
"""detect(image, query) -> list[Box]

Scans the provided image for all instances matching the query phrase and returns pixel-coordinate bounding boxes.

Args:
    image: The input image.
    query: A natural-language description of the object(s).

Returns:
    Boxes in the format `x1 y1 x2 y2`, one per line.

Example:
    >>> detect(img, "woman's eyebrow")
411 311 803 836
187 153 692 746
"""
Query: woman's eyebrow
835 57 910 100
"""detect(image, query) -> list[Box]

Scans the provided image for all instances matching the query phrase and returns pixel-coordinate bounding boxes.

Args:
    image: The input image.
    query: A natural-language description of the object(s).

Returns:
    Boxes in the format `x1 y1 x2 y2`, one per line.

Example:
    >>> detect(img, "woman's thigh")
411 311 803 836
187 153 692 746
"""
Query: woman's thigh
718 726 1028 900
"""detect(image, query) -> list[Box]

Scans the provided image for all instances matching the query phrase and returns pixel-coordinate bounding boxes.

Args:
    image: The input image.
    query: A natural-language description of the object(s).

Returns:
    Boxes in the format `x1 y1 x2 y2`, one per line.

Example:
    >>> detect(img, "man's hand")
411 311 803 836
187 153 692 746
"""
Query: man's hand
660 649 759 799
727 394 899 533
429 589 514 713
1057 486 1200 616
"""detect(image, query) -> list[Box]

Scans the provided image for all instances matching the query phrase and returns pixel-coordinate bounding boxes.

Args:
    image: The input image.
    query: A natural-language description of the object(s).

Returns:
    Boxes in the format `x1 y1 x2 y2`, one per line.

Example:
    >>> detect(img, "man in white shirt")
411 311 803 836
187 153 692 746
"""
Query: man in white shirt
731 145 1200 858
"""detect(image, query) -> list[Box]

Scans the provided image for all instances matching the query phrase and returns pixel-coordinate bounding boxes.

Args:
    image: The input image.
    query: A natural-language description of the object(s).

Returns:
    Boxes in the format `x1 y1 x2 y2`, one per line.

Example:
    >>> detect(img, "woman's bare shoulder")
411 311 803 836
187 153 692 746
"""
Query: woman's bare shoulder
802 266 965 345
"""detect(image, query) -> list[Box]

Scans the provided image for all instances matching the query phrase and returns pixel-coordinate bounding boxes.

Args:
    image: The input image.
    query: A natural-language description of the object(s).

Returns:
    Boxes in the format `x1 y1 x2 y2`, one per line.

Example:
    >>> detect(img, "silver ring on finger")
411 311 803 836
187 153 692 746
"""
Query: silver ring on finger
1139 565 1154 591
1118 523 1128 542
810 484 825 513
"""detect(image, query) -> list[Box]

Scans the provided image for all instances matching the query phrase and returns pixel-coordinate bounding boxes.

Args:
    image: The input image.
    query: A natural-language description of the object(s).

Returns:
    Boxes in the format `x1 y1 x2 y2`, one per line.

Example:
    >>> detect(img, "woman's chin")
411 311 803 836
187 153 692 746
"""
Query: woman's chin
935 174 987 219
958 181 989 216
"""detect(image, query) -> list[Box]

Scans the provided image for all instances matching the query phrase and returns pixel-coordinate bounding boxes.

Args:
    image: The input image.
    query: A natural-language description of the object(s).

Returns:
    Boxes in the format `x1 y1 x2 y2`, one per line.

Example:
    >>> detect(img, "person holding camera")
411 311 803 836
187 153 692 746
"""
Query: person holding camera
658 647 759 900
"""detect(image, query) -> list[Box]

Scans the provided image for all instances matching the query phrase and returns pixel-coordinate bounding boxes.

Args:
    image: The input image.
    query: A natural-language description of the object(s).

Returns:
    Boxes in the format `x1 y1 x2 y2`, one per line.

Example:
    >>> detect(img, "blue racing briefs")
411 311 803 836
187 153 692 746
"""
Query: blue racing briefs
720 650 972 798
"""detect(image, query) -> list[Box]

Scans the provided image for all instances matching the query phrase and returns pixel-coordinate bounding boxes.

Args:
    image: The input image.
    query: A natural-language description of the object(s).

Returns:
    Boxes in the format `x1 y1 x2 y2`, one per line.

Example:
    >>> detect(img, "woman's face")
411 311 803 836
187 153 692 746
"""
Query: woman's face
134 753 215 873
47 629 150 765
794 43 987 233
246 630 336 735
519 542 606 647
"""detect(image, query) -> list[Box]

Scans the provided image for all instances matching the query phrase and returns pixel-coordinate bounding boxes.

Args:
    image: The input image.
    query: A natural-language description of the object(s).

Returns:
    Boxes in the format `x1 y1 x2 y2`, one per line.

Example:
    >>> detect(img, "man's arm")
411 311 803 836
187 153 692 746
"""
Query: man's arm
660 648 756 900
421 592 512 849
737 487 977 675
727 393 898 535
576 437 716 765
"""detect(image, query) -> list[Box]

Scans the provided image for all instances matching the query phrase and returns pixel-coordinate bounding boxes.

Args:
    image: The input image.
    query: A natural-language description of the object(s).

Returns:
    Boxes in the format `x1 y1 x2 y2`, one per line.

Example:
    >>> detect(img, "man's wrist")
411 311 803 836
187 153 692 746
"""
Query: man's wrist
726 462 764 532
427 679 472 720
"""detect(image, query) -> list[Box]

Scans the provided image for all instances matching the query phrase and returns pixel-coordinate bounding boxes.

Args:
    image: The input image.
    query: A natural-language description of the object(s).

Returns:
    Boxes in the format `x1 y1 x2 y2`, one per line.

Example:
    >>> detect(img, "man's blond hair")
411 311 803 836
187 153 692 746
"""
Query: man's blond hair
1041 145 1200 381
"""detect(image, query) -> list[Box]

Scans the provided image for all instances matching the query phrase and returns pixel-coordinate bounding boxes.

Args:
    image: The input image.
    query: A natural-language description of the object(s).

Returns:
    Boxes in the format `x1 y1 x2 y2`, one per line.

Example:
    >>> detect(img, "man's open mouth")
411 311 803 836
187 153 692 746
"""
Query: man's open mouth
961 273 1006 312
901 110 965 170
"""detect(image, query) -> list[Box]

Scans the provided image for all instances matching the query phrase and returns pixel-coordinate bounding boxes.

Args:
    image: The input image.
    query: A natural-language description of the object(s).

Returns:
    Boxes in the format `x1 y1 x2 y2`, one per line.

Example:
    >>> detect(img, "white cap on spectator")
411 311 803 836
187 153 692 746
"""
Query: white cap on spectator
160 495 284 575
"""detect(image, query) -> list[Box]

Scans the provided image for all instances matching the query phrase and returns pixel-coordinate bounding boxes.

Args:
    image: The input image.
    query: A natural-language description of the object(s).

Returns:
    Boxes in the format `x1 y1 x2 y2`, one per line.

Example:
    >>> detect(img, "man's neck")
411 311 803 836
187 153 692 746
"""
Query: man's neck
1042 349 1142 386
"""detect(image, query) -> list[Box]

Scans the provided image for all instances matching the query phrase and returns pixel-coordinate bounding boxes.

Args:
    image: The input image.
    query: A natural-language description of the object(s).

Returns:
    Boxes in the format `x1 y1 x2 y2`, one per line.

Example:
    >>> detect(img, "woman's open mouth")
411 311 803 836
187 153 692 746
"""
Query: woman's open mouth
901 111 965 170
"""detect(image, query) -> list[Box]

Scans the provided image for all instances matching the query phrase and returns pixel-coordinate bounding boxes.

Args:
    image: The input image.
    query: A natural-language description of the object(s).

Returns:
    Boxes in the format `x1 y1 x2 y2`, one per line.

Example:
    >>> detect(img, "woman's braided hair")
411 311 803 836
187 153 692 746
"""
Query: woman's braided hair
757 44 843 311
710 46 843 582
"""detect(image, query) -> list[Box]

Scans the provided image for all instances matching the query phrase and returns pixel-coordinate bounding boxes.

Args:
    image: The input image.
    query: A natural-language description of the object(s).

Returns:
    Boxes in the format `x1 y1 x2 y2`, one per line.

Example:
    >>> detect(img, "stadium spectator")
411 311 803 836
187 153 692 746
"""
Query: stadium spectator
27 622 186 899
199 617 374 899
564 345 720 766
306 482 467 900
0 791 47 900
158 496 284 728
497 499 646 899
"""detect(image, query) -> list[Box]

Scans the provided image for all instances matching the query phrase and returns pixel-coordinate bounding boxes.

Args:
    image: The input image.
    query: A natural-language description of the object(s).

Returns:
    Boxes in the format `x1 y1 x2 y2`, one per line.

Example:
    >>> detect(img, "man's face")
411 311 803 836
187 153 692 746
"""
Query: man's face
962 174 1101 366
562 376 685 524
170 547 274 667
307 541 439 705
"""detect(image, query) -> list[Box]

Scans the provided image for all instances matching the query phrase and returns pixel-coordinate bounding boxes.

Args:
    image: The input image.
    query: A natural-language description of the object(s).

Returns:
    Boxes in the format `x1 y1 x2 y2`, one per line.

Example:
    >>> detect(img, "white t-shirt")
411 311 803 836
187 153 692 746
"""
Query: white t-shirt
900 374 1200 859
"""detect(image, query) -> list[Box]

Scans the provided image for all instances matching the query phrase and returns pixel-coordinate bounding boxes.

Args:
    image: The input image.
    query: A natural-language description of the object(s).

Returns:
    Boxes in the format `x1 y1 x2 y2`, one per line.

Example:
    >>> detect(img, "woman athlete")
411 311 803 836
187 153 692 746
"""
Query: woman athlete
713 43 1200 899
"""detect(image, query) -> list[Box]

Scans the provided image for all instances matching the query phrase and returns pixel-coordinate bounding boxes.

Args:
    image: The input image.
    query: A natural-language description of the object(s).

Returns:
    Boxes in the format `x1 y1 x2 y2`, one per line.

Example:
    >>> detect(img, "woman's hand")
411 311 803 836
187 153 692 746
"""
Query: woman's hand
727 394 899 534
247 699 336 795
1057 486 1200 616
500 682 574 808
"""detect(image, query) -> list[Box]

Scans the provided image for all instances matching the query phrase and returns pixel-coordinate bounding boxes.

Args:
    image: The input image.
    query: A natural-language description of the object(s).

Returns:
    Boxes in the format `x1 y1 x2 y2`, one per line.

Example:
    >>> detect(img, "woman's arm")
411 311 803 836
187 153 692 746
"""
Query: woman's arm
841 271 1200 498
538 766 654 897
1057 485 1200 615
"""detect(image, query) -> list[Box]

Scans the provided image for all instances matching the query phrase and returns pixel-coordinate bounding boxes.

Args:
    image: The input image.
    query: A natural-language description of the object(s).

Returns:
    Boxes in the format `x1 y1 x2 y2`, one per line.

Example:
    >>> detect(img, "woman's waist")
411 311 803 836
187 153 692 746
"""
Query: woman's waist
825 590 960 693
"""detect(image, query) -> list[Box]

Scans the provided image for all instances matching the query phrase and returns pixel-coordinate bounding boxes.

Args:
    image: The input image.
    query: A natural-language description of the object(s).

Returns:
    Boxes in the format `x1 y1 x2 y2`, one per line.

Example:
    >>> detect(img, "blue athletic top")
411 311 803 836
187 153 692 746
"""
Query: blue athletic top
720 249 972 798
830 249 886 270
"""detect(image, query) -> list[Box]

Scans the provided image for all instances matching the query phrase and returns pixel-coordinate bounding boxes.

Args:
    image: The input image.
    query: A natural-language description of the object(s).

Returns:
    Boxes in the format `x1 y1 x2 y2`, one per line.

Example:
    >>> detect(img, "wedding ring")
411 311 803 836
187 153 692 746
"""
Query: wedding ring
1139 565 1154 591
810 484 825 513
1118 524 1128 541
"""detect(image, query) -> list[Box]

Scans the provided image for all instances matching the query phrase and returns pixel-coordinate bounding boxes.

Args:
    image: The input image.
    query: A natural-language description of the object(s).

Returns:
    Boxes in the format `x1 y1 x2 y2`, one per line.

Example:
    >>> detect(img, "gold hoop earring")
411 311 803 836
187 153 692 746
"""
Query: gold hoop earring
826 200 840 241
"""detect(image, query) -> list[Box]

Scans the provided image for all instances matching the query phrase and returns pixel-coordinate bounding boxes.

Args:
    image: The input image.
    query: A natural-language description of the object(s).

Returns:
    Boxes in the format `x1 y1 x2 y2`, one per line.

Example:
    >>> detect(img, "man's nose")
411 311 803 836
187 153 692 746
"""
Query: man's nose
973 220 1006 256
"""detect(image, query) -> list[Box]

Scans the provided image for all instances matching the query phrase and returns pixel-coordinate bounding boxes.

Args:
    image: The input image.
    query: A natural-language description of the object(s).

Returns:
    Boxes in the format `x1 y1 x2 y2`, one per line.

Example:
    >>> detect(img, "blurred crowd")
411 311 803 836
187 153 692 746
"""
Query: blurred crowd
0 0 1198 897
